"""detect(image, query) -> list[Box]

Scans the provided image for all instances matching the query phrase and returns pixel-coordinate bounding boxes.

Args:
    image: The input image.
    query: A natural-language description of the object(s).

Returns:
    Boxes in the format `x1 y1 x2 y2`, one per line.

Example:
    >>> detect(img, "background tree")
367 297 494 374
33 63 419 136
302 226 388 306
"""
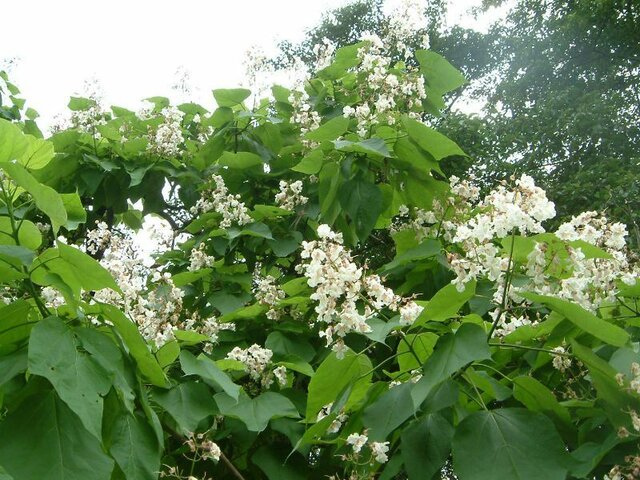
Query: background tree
276 0 640 246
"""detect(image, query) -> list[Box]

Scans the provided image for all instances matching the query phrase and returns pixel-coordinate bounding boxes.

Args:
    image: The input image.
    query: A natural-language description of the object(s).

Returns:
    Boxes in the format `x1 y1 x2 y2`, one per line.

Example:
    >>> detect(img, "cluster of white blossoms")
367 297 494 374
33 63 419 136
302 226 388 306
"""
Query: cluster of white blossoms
313 37 337 71
345 432 390 464
226 344 287 388
297 224 423 357
70 104 107 139
616 362 640 396
342 29 427 137
551 345 572 372
397 174 638 336
274 180 308 211
252 269 285 320
188 243 215 272
147 106 185 157
317 403 349 434
86 220 111 255
41 286 66 309
185 432 221 462
288 90 321 141
190 174 252 228
86 223 231 350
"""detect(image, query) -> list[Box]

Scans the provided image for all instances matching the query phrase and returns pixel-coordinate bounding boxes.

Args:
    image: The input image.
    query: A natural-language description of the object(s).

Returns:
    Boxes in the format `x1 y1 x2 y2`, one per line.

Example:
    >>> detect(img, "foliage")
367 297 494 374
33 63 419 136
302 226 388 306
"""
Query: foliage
0 12 639 480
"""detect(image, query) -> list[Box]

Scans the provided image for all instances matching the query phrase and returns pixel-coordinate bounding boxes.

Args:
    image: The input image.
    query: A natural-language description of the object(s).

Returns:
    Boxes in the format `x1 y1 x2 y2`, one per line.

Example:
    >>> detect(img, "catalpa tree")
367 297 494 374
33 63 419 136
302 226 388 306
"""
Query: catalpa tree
0 3 638 479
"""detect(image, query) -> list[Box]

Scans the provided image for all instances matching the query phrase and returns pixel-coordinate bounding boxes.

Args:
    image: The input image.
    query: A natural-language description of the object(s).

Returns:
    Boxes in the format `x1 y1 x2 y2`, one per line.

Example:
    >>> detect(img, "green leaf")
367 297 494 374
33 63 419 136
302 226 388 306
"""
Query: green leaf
0 466 13 480
338 178 383 241
291 148 323 174
31 242 120 297
397 332 438 372
19 136 54 170
252 446 306 480
334 138 390 157
415 50 466 97
522 293 629 347
153 381 217 434
380 239 440 273
305 116 349 142
512 376 570 424
363 382 415 440
412 323 490 408
0 161 67 233
265 331 315 363
105 411 161 480
317 42 364 80
180 350 241 401
60 193 87 230
0 390 114 480
0 245 35 266
0 217 42 250
452 408 569 480
402 117 466 161
0 119 28 164
212 88 251 107
215 391 299 432
415 281 476 324
402 413 454 480
98 304 168 387
306 349 372 421
318 161 341 222
28 317 111 439
218 151 263 169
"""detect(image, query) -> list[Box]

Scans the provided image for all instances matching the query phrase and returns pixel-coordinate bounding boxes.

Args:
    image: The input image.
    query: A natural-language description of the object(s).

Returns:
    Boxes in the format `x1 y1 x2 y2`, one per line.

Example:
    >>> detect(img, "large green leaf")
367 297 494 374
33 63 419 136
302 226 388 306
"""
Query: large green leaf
402 413 454 480
411 323 490 408
153 381 217 433
104 411 161 480
98 304 168 387
402 117 466 161
28 317 111 439
397 332 438 372
215 391 299 432
212 88 251 107
306 349 372 421
0 390 114 480
523 293 629 347
512 376 570 424
334 138 390 157
0 217 42 250
452 408 569 480
363 382 415 440
338 177 383 241
304 116 349 142
379 239 440 273
31 242 120 297
0 120 29 166
180 350 241 401
218 151 263 169
415 50 466 97
415 281 476 324
0 161 67 233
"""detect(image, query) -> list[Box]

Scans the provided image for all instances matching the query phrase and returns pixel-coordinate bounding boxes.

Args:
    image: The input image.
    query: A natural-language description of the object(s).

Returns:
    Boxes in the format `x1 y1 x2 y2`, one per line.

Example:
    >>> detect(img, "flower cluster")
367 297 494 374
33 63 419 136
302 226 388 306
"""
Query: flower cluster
297 224 423 357
190 174 252 228
188 243 215 272
185 432 221 462
274 180 308 211
288 90 321 140
616 362 640 396
226 344 286 388
147 106 185 156
252 269 285 320
70 104 107 139
88 223 231 350
317 403 349 434
345 431 389 464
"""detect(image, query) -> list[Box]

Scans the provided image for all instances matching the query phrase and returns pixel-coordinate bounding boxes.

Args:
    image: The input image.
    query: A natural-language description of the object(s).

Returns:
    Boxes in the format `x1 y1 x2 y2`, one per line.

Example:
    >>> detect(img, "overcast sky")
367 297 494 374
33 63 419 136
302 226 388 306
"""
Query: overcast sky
3 0 500 131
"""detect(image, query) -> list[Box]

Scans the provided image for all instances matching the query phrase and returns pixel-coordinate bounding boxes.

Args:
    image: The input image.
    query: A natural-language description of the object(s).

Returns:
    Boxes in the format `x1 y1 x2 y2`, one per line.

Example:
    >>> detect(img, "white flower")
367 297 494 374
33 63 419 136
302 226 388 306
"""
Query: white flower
370 441 390 463
399 301 423 326
346 433 368 453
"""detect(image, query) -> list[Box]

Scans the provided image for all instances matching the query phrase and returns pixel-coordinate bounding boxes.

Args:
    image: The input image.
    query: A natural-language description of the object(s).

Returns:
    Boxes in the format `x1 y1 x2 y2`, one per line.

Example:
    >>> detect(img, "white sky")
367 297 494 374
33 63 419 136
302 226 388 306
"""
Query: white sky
3 0 501 130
